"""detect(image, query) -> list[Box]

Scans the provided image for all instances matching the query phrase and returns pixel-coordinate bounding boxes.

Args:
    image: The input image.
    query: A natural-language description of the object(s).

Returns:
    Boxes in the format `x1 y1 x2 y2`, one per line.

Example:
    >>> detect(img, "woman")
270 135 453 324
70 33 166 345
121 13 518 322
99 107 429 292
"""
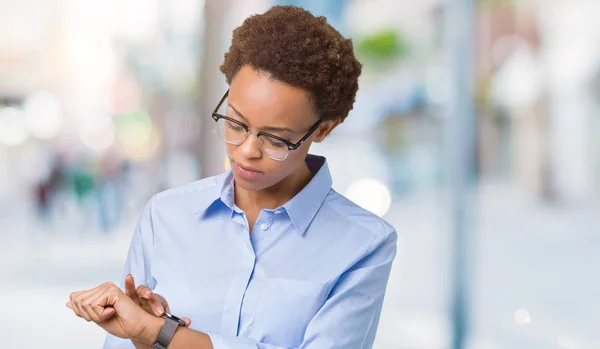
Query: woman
67 5 397 349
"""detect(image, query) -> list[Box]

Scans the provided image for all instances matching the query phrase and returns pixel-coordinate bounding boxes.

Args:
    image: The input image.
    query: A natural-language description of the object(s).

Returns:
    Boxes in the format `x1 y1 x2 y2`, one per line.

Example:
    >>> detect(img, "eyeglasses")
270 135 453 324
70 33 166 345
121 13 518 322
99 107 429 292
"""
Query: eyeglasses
211 89 322 161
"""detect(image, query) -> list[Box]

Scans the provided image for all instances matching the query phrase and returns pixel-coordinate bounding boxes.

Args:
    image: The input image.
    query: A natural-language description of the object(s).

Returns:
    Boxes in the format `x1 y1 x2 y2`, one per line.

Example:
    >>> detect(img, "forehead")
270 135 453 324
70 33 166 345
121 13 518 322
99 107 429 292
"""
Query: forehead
227 66 316 127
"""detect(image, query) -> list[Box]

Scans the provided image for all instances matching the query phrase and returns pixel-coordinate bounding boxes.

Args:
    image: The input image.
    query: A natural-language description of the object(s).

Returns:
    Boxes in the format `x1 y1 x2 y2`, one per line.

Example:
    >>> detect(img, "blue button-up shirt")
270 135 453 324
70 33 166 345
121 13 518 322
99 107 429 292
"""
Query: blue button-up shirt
104 155 397 349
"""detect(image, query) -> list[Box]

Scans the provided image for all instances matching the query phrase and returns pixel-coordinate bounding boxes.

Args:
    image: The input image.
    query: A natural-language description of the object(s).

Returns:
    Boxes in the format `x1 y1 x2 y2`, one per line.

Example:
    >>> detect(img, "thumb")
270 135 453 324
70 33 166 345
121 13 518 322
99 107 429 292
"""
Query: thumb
182 317 192 327
124 274 137 301
160 296 170 314
100 307 116 321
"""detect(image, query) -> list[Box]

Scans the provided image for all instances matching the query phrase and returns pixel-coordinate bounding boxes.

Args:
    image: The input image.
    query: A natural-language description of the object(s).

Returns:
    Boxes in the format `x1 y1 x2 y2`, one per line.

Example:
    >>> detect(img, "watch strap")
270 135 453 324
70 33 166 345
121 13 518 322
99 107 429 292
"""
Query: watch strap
151 317 180 349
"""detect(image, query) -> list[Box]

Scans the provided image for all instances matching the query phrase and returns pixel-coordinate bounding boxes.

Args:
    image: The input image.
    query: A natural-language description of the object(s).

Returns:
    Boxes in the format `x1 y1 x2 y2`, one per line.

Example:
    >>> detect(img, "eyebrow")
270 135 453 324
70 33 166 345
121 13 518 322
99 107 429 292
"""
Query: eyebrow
228 103 296 134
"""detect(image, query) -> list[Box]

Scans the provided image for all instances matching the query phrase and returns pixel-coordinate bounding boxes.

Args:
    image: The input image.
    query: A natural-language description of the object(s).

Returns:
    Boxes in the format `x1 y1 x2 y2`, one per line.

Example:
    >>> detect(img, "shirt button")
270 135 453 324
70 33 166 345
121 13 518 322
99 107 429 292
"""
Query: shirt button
274 210 282 215
260 223 269 231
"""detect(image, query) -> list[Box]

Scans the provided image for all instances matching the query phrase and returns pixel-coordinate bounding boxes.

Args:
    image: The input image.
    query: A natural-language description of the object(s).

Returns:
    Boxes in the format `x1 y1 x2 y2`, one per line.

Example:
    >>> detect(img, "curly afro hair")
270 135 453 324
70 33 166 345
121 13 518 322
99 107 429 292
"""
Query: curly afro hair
220 5 362 122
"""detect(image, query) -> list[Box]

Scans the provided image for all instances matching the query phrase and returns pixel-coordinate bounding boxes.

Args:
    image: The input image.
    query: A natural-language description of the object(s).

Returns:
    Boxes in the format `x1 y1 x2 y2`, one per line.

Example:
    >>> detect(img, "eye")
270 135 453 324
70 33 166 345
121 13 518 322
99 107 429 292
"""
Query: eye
265 136 287 148
226 120 245 132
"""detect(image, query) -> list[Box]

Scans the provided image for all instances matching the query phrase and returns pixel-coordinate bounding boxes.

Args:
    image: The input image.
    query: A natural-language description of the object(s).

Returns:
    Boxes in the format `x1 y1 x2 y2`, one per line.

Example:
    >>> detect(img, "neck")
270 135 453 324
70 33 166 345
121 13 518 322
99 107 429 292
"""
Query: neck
234 163 313 212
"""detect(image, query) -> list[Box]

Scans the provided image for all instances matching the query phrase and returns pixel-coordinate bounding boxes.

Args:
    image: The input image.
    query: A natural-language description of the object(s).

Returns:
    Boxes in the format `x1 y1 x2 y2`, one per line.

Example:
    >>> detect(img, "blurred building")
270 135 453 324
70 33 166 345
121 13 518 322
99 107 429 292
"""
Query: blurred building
2 0 600 348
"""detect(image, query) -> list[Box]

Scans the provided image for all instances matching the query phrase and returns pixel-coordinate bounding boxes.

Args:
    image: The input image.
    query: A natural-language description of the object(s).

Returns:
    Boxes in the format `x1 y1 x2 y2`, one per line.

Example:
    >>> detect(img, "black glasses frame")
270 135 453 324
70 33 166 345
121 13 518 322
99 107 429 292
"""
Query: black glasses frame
211 89 323 151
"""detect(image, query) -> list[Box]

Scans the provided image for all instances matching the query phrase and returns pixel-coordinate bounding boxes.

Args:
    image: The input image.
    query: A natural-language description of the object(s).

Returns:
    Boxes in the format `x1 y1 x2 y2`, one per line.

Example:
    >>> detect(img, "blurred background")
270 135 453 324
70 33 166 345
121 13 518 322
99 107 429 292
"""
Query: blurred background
1 0 599 348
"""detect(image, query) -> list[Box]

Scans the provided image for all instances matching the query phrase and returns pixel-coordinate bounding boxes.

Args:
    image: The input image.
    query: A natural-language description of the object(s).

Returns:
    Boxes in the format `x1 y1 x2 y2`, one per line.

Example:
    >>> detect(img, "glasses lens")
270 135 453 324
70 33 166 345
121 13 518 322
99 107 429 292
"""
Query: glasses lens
217 118 247 145
259 135 289 161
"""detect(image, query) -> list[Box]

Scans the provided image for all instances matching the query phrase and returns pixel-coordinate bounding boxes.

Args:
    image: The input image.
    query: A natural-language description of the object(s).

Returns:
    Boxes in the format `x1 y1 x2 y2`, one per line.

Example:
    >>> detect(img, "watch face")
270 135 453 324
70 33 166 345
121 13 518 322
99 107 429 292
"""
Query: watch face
163 311 186 327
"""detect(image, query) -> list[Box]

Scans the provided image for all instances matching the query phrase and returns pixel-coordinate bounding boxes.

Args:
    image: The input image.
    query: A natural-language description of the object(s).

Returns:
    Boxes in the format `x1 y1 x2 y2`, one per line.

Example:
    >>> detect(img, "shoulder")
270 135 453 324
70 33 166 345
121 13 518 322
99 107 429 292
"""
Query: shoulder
148 172 227 214
321 189 397 251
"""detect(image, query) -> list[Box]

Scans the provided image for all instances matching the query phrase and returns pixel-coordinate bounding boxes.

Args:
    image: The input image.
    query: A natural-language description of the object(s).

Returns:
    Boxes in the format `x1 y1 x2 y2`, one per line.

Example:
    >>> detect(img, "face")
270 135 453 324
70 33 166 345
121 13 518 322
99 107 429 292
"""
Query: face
223 65 339 192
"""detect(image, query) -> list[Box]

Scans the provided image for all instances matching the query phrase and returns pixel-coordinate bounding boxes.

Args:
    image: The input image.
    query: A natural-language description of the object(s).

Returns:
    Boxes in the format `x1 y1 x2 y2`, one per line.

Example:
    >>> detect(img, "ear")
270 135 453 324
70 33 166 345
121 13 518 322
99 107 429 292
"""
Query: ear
313 118 341 143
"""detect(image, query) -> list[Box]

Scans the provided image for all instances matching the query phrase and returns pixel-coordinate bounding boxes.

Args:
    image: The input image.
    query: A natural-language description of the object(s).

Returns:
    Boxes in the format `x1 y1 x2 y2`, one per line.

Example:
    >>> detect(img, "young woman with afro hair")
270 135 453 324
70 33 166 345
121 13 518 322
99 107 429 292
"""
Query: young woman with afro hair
68 6 397 349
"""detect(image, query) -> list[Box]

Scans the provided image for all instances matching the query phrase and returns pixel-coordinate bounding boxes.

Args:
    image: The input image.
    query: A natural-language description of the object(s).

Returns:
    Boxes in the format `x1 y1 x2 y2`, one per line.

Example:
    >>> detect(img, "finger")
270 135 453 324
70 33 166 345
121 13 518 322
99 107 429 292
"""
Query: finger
135 285 154 315
136 285 153 300
146 294 165 316
80 287 107 322
69 283 117 320
136 286 163 315
124 274 139 304
70 290 91 320
68 292 78 313
182 317 192 327
69 291 84 318
89 290 117 323
97 306 116 322
87 304 105 323
103 281 132 314
138 299 153 316
161 296 170 314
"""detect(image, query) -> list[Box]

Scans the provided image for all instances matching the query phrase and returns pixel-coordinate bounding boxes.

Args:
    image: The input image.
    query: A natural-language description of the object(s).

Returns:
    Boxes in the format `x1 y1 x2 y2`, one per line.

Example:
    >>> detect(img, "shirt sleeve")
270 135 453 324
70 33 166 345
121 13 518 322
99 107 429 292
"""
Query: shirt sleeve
208 224 398 349
103 196 158 349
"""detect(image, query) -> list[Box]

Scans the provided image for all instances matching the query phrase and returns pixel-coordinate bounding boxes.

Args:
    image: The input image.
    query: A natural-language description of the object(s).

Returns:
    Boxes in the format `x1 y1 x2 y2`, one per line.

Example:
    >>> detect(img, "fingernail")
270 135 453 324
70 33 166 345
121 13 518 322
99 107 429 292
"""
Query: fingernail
155 307 164 315
144 290 152 297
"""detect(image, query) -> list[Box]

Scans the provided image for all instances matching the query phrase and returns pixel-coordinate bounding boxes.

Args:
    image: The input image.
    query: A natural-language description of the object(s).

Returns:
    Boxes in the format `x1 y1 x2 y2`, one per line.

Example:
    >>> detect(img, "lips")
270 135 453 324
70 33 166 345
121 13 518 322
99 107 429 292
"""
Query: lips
234 162 262 173
231 161 264 180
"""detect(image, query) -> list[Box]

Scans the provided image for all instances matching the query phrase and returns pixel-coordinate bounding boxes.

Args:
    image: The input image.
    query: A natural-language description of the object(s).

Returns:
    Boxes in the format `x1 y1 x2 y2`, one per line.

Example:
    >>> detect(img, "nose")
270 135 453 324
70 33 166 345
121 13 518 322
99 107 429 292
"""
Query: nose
237 131 262 159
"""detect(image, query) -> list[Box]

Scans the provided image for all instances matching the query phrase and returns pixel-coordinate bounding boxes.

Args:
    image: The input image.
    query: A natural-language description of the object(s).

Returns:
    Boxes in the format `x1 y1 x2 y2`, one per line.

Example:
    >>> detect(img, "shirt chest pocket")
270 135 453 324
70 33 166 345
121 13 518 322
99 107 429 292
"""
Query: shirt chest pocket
252 278 329 347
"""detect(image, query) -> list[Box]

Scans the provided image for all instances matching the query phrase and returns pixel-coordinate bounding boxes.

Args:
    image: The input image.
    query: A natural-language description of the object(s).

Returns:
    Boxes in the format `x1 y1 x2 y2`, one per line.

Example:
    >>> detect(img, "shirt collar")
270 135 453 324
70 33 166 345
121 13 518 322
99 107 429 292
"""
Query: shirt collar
191 172 230 216
282 154 332 235
199 154 332 236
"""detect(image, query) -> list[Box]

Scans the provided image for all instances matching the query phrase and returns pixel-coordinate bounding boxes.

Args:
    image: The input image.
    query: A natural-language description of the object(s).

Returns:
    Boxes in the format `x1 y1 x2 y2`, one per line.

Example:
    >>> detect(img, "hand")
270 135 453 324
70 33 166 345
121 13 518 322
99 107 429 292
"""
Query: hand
67 282 155 341
124 274 192 327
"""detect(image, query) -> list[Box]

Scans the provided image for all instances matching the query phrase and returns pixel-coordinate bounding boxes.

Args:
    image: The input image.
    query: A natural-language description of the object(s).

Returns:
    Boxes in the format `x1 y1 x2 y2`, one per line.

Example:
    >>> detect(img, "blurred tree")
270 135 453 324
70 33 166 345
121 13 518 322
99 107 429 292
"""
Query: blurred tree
355 29 409 64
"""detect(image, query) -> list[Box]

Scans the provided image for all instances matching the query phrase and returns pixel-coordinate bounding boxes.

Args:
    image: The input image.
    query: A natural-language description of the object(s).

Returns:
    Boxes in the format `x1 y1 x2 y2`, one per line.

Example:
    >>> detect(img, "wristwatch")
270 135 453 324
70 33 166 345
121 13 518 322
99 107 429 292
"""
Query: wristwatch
151 312 185 349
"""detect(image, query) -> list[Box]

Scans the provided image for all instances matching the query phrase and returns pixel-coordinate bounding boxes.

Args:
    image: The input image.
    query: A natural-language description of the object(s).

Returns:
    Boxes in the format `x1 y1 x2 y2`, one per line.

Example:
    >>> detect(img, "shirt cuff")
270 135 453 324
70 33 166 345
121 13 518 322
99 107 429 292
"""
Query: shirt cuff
207 332 258 349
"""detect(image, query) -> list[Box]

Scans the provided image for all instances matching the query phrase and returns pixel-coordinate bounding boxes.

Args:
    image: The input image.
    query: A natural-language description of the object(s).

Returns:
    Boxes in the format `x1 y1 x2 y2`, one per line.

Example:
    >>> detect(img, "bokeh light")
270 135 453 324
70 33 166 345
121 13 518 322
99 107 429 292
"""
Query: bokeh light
114 109 157 160
0 107 29 146
514 309 532 325
345 178 392 217
23 91 63 139
79 117 116 152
